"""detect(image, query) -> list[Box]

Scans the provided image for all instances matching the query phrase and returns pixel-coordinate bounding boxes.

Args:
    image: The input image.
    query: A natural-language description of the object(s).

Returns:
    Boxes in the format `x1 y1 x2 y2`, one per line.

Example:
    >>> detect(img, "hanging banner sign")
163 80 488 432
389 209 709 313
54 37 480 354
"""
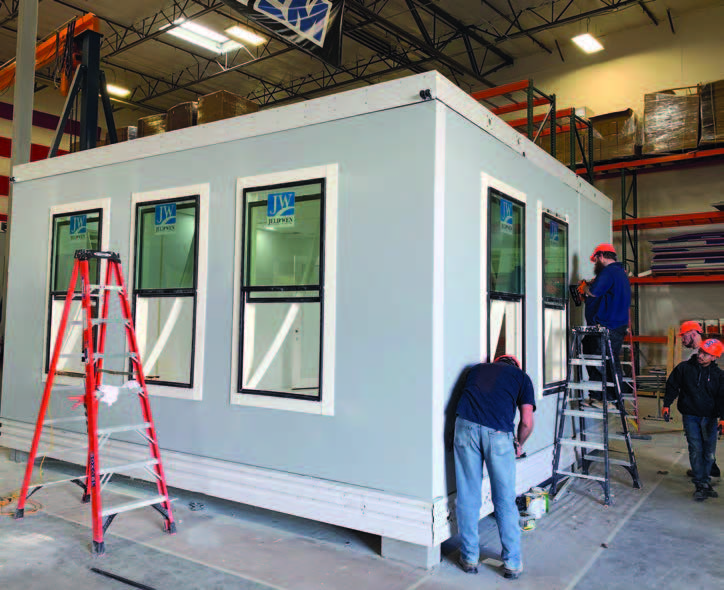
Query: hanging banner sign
267 191 295 226
155 203 177 234
500 198 514 235
69 214 87 241
220 0 345 66
549 220 559 243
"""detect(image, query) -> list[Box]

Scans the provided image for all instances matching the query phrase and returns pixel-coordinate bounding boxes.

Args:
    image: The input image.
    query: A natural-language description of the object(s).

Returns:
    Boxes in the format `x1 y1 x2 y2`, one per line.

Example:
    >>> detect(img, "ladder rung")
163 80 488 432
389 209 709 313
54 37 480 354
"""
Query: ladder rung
97 422 151 435
99 459 158 475
101 495 167 518
45 415 87 425
555 469 606 482
558 439 606 451
570 359 604 367
584 454 634 467
95 353 137 360
90 285 124 292
569 381 603 391
28 475 86 490
58 353 83 359
70 318 129 326
563 409 607 419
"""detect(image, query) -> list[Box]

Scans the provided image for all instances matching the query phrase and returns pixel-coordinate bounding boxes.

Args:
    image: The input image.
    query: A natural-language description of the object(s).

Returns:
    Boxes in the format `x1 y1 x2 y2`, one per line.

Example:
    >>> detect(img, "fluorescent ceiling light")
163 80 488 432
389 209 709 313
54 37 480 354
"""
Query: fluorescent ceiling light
165 20 241 53
225 25 266 46
572 33 603 54
105 84 130 98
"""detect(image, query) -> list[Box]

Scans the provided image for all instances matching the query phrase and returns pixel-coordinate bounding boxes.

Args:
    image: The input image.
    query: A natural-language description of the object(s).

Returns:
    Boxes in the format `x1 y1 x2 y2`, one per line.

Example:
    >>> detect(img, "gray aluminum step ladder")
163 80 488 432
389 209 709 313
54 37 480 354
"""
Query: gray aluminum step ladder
550 326 641 505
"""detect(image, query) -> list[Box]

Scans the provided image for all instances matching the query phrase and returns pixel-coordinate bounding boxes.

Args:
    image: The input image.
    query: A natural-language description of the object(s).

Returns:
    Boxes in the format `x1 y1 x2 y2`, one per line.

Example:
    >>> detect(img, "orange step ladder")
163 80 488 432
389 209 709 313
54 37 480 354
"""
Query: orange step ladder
14 249 176 554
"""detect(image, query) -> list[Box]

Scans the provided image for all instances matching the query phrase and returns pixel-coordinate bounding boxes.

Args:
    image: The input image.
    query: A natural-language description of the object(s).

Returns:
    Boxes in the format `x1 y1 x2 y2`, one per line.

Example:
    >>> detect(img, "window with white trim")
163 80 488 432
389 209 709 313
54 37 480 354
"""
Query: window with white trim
133 196 199 388
46 208 103 377
238 179 324 400
488 188 525 364
542 214 568 391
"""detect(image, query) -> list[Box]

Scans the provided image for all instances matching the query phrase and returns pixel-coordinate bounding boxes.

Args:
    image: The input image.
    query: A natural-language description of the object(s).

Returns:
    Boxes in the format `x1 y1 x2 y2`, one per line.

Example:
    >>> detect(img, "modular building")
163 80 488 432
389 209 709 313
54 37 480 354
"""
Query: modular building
0 71 611 567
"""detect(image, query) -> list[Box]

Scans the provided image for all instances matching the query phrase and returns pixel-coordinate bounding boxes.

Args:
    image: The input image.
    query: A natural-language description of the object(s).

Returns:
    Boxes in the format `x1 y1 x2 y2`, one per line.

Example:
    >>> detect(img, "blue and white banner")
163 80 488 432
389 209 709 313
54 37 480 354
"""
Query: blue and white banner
267 192 296 226
154 203 177 234
220 0 345 66
69 214 87 241
500 198 514 235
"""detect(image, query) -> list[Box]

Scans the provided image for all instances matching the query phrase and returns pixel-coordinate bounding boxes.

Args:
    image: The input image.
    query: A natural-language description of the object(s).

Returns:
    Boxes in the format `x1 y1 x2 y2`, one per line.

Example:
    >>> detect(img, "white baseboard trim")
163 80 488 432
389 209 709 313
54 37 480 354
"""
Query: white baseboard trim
1 418 566 547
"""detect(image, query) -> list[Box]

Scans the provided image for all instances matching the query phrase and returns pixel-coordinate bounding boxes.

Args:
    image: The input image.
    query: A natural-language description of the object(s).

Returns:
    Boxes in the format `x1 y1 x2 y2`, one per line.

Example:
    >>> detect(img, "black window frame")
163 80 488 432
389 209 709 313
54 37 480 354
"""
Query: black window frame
487 188 526 368
237 178 326 402
45 207 103 375
132 195 200 389
542 212 569 394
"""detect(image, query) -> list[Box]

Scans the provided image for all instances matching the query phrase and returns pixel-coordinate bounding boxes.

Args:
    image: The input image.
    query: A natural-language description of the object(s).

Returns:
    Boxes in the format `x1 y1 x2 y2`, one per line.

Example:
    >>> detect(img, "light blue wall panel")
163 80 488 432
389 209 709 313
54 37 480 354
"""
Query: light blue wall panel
2 103 439 498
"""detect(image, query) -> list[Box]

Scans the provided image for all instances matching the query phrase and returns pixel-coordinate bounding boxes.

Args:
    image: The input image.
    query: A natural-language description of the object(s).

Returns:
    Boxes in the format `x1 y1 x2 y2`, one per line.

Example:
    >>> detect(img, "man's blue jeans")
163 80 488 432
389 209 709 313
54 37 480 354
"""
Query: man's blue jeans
453 417 521 570
682 414 718 486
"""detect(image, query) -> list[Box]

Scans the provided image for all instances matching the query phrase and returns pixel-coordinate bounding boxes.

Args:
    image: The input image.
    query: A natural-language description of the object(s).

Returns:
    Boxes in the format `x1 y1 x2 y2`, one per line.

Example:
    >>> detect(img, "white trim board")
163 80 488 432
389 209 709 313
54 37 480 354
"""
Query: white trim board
13 72 611 216
0 417 567 547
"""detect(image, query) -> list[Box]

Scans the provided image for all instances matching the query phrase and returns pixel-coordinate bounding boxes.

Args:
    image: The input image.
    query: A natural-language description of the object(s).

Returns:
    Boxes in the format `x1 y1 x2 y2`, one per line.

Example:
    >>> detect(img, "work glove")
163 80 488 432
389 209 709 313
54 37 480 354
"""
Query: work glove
577 280 588 296
662 406 670 422
718 420 724 437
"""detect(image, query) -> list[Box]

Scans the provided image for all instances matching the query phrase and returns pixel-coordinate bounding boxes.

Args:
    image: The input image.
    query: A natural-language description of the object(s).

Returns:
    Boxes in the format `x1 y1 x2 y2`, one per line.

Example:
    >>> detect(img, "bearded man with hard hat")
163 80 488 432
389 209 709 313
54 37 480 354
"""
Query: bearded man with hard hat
678 321 721 479
663 338 724 501
580 243 631 408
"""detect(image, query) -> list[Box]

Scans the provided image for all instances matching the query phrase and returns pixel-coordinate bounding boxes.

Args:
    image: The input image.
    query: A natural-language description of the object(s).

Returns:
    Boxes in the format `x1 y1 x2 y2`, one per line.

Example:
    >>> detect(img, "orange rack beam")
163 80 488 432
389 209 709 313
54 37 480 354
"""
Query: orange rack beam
471 79 532 101
506 108 574 129
613 211 724 231
577 147 724 176
490 97 548 115
630 335 668 344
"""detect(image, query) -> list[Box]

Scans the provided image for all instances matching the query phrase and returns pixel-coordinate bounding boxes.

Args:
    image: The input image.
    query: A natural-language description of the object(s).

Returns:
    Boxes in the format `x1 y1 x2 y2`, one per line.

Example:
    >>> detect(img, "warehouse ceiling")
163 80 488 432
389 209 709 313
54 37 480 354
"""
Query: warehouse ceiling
0 0 719 114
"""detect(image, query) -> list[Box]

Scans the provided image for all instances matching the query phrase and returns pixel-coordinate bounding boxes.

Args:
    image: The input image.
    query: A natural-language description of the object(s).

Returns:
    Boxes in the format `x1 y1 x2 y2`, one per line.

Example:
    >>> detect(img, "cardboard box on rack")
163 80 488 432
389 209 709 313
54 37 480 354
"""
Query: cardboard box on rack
137 113 167 138
699 80 724 146
197 90 259 125
113 126 137 143
643 90 699 154
167 101 198 131
589 108 639 161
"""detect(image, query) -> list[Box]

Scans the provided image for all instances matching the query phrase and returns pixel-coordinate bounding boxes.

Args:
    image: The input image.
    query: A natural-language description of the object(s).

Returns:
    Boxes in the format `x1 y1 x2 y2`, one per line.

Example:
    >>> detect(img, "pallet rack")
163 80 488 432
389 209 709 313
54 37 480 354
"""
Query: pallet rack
577 148 724 372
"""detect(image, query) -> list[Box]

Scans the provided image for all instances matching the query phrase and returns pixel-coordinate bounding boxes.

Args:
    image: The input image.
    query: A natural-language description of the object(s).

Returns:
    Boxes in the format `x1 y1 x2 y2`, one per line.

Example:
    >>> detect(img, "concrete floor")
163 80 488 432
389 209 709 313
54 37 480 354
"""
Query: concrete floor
1 401 723 590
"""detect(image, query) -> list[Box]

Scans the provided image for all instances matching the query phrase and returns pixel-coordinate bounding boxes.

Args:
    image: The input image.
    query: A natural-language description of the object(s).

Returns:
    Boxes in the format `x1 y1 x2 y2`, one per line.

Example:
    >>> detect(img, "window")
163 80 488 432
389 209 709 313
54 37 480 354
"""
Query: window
133 196 199 388
542 214 568 391
46 207 103 376
231 165 338 415
488 188 525 364
129 184 208 401
238 180 324 400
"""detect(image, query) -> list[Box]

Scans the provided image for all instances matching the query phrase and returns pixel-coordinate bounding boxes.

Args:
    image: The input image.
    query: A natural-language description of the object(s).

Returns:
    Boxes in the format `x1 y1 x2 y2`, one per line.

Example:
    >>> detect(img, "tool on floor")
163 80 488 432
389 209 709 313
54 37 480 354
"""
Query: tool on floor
13 249 176 554
90 568 157 590
549 326 642 506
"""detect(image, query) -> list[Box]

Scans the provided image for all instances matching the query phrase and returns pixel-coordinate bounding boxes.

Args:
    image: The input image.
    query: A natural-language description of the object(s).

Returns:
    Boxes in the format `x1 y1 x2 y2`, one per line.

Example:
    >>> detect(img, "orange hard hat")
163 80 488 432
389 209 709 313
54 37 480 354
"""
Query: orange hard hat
679 321 703 336
590 243 616 262
701 339 724 358
494 354 521 369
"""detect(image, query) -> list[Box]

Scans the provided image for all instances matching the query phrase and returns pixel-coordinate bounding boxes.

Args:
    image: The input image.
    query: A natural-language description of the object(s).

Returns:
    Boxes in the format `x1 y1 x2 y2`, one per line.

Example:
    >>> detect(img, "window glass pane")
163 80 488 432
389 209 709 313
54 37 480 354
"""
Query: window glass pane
48 298 98 375
490 299 523 361
244 182 322 288
544 307 567 385
52 211 101 292
241 299 320 397
489 192 524 295
136 198 197 290
543 217 568 302
135 296 194 385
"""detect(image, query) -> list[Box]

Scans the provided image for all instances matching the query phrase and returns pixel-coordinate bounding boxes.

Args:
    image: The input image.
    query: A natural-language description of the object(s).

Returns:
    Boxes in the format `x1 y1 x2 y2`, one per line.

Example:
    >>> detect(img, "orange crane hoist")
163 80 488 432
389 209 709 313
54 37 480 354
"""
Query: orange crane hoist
0 13 100 95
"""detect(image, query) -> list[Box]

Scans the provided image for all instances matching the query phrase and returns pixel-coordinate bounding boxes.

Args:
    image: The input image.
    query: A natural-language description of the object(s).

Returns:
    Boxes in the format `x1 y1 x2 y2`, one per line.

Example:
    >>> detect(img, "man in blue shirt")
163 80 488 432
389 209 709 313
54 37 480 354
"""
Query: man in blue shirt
582 243 631 406
454 355 536 580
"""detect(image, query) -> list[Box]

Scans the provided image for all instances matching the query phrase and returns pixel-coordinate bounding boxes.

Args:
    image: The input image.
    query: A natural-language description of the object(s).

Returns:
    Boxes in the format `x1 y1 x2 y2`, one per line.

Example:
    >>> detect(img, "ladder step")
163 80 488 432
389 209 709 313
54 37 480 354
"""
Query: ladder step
569 359 605 367
563 409 608 419
555 469 606 482
97 422 151 435
584 454 634 467
70 318 129 326
568 381 604 391
28 475 86 490
45 415 87 425
558 439 606 451
59 353 83 359
90 285 124 292
96 353 137 360
101 494 167 518
99 459 158 475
